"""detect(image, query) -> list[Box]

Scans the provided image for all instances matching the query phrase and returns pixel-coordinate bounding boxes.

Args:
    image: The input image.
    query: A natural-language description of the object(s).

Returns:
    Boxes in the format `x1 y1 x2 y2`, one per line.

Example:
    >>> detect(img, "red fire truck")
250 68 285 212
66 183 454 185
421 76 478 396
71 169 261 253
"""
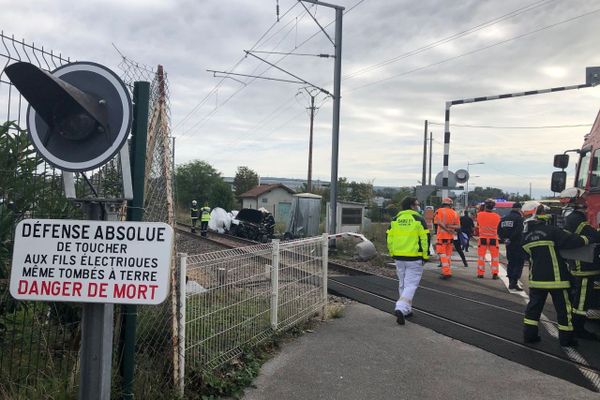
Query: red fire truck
551 111 600 319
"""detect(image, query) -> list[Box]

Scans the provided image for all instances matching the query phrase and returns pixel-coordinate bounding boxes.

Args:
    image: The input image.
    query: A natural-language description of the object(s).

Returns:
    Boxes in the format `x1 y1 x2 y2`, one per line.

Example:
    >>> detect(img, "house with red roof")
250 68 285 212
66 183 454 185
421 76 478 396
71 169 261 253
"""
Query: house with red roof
239 184 296 223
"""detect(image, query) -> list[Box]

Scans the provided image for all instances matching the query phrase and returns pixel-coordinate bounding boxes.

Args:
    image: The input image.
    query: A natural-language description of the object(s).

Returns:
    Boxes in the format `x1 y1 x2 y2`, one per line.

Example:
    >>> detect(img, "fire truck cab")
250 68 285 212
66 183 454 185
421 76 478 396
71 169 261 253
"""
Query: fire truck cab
552 112 600 227
551 110 600 319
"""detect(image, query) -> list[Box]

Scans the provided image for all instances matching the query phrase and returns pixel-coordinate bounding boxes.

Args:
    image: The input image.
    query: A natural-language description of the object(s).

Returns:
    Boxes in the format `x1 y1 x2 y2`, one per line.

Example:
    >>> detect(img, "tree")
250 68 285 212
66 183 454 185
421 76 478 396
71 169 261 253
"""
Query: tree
467 186 509 206
348 180 374 204
175 160 234 211
233 166 259 200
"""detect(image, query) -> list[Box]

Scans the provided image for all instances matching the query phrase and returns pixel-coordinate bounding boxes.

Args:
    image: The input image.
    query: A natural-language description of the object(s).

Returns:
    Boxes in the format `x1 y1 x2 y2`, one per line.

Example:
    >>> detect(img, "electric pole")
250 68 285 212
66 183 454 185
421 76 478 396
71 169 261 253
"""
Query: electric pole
428 131 433 186
422 120 428 186
307 94 316 192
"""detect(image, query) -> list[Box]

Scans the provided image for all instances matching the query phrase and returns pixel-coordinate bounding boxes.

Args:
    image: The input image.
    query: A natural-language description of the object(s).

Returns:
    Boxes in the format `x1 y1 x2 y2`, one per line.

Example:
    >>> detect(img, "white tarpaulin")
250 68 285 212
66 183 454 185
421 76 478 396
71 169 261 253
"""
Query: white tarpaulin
208 207 232 233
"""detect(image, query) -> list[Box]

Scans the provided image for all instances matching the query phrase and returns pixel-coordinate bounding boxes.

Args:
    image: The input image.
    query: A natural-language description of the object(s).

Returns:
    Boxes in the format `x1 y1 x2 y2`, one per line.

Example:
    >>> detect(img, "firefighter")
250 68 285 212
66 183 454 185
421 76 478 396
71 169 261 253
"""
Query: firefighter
476 198 501 279
190 200 199 233
560 188 600 341
521 201 588 347
434 197 460 279
387 196 429 324
200 202 211 237
498 202 525 290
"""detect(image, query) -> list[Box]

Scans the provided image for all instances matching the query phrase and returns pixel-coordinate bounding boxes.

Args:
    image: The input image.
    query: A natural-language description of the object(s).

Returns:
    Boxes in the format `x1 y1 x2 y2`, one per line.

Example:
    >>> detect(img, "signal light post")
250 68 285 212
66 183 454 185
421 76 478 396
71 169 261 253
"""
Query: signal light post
4 61 157 400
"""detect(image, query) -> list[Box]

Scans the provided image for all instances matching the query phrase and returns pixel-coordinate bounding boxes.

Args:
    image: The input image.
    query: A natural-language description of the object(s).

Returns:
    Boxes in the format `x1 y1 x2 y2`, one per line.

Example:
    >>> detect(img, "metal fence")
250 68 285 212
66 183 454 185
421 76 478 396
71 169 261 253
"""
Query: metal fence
0 33 83 400
115 57 178 398
181 235 328 395
0 33 177 399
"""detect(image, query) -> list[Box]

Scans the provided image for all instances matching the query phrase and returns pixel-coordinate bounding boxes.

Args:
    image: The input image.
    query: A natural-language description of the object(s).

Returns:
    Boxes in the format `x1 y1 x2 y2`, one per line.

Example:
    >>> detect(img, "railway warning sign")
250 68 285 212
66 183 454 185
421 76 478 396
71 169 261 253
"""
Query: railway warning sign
9 219 174 305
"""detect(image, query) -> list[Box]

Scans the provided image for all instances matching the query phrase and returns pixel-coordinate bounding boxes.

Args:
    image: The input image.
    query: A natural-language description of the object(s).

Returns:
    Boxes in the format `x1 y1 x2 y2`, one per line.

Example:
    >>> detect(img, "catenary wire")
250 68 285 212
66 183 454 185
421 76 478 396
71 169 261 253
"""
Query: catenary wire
172 1 301 132
210 0 558 145
347 7 600 93
177 3 318 136
179 0 370 137
342 0 554 81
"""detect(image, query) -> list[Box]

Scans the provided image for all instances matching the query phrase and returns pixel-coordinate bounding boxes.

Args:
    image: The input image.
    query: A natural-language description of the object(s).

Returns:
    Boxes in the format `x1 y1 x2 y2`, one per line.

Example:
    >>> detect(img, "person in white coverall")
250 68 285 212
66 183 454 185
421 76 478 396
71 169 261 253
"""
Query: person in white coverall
386 196 430 325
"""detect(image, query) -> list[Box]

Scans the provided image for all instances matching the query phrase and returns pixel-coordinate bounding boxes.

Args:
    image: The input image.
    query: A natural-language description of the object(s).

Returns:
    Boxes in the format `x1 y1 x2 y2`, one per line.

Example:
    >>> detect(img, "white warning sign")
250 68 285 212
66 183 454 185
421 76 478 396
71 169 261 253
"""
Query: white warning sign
9 219 174 305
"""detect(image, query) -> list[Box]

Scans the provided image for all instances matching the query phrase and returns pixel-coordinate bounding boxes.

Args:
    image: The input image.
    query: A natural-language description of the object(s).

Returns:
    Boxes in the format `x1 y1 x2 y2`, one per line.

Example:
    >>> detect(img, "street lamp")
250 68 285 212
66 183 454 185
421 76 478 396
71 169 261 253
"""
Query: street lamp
465 162 484 208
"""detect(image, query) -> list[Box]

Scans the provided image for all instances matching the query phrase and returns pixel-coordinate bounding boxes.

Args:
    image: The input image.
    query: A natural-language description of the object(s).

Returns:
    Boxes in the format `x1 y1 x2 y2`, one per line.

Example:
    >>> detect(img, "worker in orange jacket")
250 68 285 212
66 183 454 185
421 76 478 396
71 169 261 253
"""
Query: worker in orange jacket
476 198 501 279
434 197 461 279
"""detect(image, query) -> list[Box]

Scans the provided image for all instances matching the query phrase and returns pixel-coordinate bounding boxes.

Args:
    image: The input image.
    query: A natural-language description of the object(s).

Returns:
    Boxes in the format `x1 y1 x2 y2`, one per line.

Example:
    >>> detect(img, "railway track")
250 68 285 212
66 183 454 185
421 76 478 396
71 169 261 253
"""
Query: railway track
173 225 600 391
175 223 258 251
327 269 600 393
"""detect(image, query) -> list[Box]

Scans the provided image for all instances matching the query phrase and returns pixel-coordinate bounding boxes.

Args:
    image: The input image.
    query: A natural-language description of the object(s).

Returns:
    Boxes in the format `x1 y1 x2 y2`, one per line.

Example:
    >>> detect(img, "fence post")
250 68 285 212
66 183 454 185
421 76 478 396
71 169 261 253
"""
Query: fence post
121 81 150 400
270 239 280 330
322 233 329 320
178 253 187 398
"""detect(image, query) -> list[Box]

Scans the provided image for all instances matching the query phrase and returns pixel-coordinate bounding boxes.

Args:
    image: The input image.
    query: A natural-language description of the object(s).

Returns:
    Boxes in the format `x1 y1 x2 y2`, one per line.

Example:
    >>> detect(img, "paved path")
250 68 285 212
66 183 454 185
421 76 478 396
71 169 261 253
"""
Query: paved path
242 302 598 400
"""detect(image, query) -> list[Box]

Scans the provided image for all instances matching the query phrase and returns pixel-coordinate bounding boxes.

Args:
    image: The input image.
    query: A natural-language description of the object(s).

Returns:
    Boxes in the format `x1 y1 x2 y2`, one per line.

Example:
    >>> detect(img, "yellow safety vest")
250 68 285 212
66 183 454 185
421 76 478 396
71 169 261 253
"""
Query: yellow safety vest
387 210 429 260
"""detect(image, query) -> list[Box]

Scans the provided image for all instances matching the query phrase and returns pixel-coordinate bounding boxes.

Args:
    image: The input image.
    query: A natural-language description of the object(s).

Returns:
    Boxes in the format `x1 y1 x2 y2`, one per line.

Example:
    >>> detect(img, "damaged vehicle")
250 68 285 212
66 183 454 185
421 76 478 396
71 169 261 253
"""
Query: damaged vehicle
229 208 275 242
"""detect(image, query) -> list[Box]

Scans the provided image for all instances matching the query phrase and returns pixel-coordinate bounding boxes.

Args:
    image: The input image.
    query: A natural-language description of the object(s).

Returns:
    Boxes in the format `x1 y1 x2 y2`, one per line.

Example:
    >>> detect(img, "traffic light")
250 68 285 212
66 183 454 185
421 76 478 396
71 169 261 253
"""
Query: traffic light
5 61 132 171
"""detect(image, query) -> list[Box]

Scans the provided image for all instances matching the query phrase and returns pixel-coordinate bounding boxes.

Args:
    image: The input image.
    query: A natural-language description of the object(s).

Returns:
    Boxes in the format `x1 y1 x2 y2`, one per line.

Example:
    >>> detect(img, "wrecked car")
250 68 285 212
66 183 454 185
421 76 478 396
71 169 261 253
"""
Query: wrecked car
229 208 275 242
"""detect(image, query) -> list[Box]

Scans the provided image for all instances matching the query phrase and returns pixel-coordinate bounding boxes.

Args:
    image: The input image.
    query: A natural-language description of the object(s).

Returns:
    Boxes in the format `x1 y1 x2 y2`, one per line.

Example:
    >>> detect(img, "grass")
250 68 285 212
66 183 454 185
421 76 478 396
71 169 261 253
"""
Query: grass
184 320 319 400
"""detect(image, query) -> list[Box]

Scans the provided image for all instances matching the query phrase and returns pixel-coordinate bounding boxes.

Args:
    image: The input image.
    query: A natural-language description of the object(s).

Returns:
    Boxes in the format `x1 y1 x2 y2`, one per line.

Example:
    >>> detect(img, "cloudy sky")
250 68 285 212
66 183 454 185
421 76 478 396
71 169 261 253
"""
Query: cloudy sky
2 0 600 198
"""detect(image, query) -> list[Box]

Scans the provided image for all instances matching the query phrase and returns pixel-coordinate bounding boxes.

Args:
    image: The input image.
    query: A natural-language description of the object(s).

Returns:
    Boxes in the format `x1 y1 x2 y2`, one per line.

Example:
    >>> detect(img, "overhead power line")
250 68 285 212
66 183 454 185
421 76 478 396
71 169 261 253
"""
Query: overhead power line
216 0 556 143
179 0 369 138
347 6 600 93
172 1 302 133
342 0 554 81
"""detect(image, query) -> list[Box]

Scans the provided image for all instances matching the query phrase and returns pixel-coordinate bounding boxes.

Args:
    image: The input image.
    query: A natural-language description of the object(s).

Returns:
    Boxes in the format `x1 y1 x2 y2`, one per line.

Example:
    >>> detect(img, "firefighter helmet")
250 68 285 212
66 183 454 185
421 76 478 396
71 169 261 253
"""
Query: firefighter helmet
192 200 197 206
441 197 453 206
484 198 495 210
521 201 549 218
559 187 585 206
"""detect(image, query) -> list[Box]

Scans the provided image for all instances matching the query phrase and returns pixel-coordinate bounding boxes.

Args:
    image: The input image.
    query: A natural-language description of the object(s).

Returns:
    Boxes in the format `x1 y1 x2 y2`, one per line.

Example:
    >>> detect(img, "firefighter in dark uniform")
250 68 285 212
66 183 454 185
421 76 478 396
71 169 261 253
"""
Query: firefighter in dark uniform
498 202 525 291
190 200 199 233
560 188 600 341
521 201 588 347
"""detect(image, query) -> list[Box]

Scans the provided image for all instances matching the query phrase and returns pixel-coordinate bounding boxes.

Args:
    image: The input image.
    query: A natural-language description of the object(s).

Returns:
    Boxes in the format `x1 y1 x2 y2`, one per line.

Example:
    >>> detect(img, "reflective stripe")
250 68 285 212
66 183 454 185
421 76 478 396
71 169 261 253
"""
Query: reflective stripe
558 324 574 331
575 222 587 235
399 296 413 304
549 246 561 283
524 318 539 326
572 270 600 276
529 280 570 289
522 240 554 250
522 241 562 284
562 289 573 330
574 278 588 314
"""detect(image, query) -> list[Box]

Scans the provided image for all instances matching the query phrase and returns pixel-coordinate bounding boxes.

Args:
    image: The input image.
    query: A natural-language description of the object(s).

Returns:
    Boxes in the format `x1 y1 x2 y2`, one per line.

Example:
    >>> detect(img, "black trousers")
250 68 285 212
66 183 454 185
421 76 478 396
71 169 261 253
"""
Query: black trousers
191 217 198 229
506 244 525 282
453 239 467 265
524 287 573 343
572 275 599 315
200 220 209 236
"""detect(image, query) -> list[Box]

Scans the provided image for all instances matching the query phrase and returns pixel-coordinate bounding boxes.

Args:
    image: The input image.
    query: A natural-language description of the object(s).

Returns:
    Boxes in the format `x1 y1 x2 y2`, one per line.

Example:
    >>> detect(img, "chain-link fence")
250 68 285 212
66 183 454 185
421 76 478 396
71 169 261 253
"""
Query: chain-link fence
116 56 178 398
0 33 86 399
0 33 177 399
182 235 328 396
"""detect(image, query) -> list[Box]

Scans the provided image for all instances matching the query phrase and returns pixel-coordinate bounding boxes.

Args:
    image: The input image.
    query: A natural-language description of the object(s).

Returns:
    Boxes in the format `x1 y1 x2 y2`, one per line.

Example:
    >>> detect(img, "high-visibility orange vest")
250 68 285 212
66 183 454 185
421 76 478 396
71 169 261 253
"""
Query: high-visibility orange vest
434 207 460 240
476 210 500 239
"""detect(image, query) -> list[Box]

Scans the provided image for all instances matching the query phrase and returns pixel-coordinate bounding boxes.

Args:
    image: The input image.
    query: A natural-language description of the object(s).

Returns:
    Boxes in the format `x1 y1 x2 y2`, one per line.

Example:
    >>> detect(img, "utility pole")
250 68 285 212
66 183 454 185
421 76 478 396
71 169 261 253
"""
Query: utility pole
329 3 344 237
428 132 433 186
300 0 344 237
422 120 428 186
529 182 532 199
307 94 315 192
